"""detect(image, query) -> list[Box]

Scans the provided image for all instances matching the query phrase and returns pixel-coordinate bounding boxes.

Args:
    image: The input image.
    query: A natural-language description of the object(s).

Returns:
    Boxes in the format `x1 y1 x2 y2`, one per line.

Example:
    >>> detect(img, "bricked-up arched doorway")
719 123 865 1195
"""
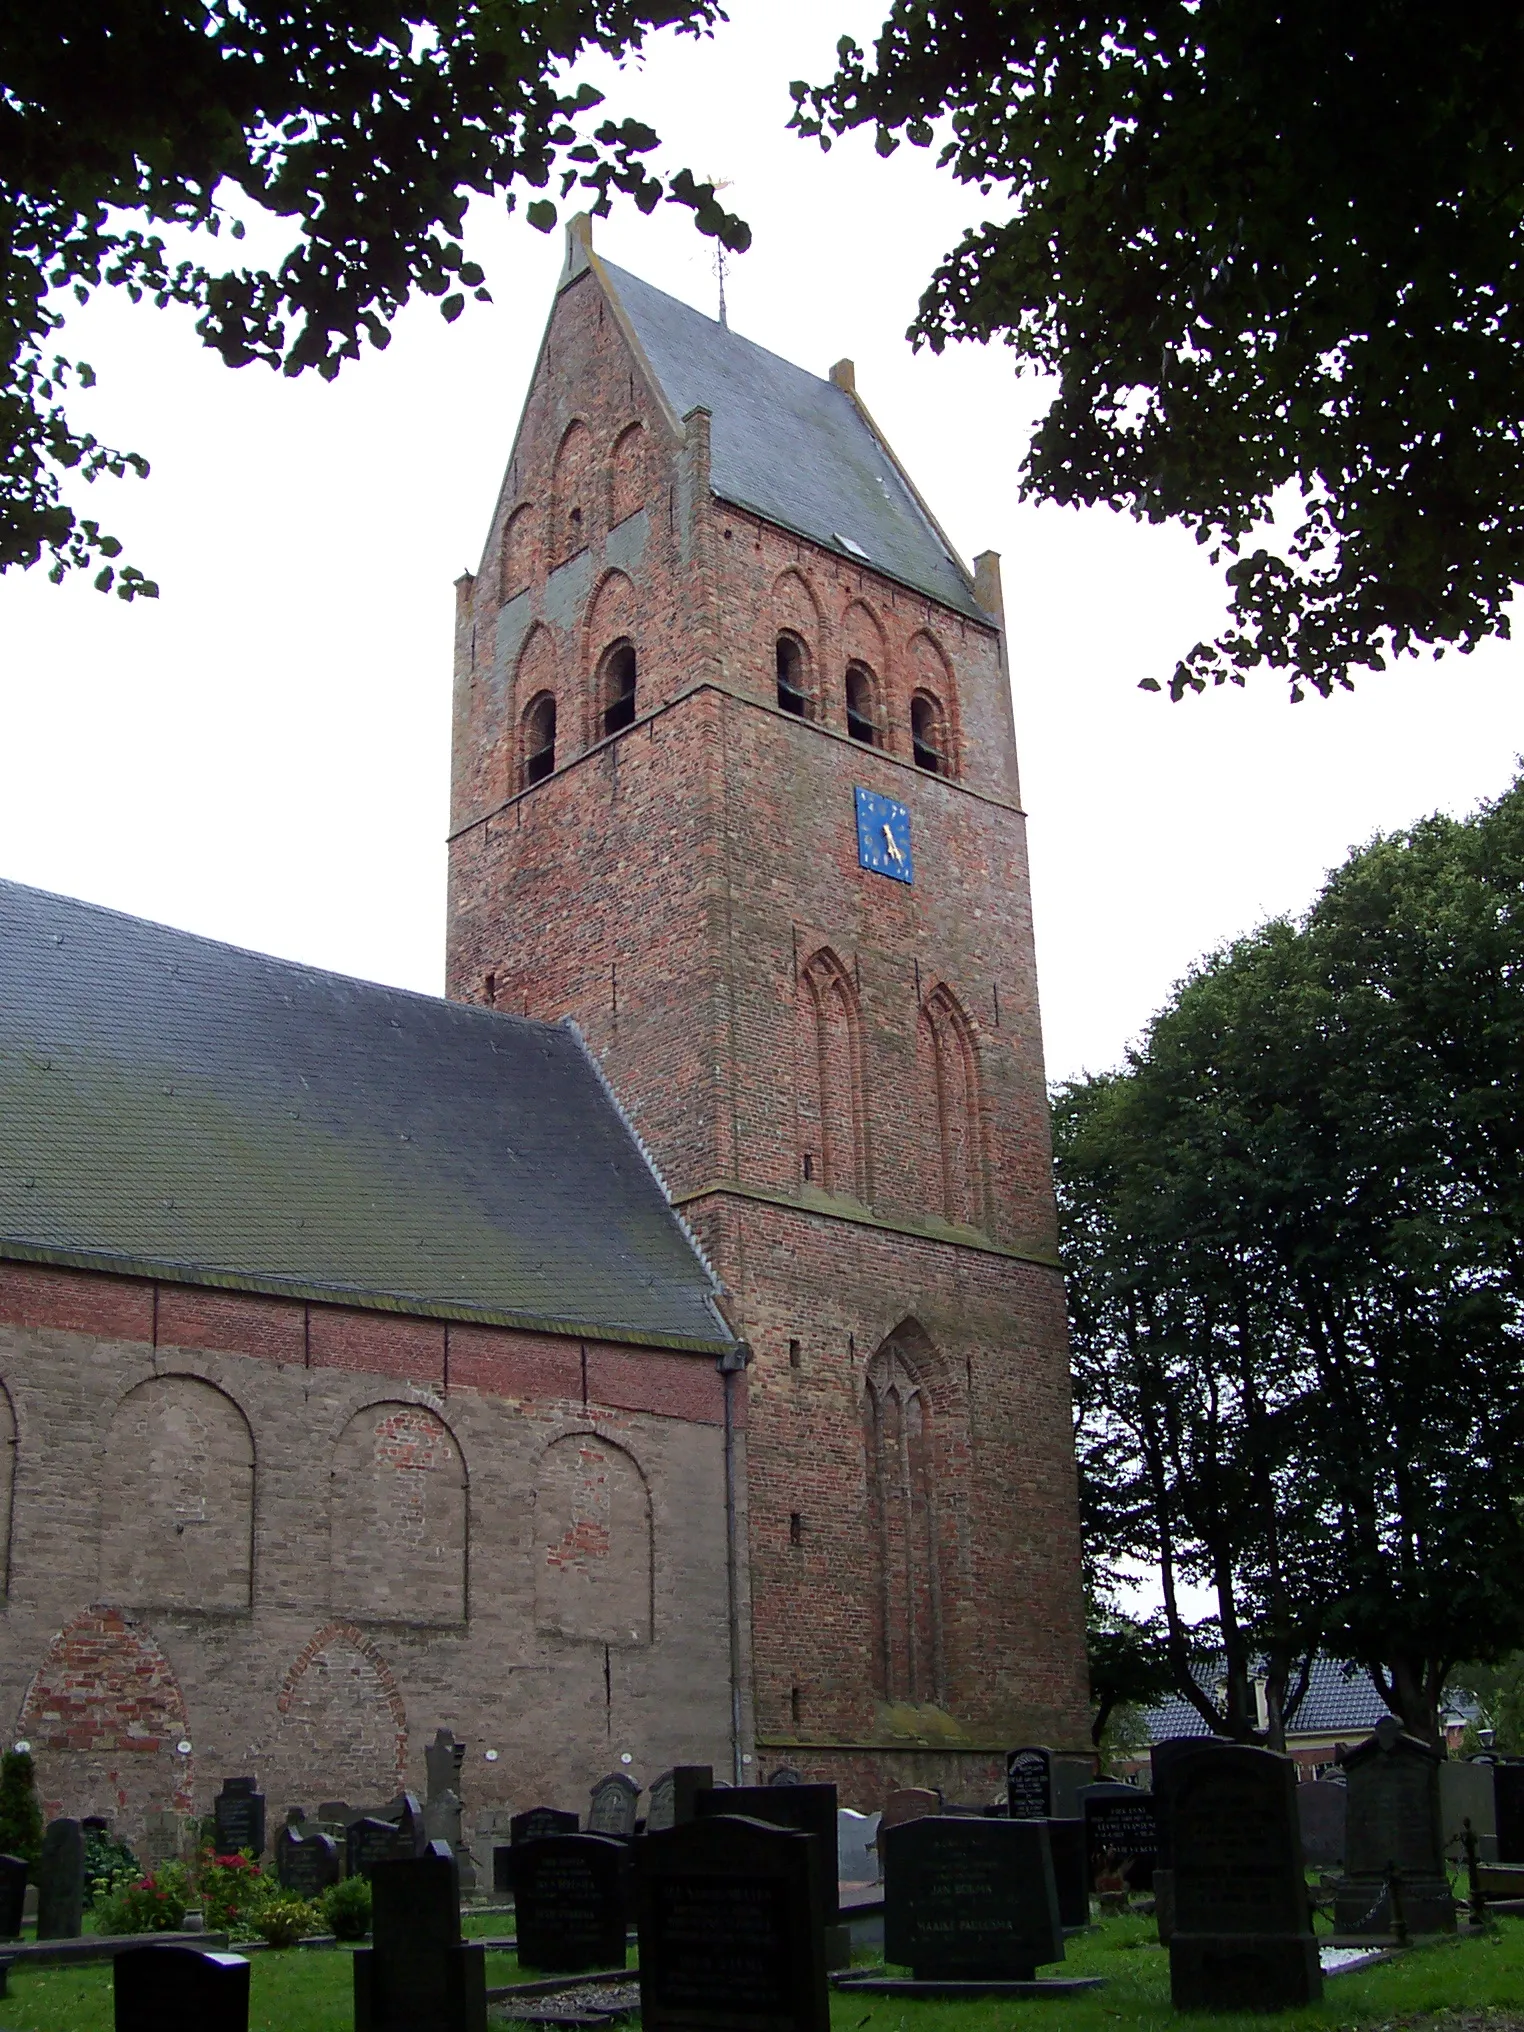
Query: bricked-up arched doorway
18 1607 192 1836
863 1330 947 1708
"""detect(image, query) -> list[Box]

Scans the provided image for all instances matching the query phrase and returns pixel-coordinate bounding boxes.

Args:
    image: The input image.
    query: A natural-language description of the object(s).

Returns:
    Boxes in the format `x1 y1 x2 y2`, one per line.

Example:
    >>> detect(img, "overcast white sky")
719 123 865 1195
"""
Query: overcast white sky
2 0 1520 1088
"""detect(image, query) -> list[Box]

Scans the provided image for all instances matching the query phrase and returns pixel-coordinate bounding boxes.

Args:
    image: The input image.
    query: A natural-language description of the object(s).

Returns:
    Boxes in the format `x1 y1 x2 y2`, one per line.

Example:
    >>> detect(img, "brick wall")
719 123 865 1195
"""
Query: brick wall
0 1260 736 1840
445 245 1091 1791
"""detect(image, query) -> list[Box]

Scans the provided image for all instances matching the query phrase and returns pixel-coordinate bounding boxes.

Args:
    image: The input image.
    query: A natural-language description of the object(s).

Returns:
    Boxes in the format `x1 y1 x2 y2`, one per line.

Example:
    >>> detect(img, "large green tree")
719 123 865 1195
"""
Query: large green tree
1061 777 1524 1745
1 0 742 596
796 2 1524 701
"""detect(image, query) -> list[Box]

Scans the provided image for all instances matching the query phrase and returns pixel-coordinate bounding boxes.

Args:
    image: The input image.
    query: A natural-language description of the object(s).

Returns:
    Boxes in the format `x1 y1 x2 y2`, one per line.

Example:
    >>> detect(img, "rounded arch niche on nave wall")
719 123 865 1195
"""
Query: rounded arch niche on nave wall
270 1622 409 1811
17 1607 192 1836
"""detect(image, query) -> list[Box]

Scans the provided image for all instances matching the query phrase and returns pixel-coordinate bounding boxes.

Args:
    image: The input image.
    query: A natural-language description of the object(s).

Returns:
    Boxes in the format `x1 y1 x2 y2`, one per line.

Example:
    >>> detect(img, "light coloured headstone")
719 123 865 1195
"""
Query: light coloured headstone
1439 1758 1497 1863
837 1808 879 1883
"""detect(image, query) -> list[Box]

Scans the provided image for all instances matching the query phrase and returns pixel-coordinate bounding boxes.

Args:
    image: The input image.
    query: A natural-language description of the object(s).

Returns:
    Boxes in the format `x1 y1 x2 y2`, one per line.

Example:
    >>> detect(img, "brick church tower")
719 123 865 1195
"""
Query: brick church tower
447 218 1089 1800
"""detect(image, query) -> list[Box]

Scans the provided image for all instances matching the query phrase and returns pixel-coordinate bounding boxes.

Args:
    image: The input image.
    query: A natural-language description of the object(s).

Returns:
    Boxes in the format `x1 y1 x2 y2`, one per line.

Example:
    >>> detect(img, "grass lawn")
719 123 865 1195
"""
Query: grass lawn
0 1913 1521 2030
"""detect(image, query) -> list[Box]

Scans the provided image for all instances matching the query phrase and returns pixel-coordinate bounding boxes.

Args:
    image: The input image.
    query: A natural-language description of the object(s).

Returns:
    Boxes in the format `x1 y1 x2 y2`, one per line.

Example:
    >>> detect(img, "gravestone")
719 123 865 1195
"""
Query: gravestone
1441 1761 1497 1863
1296 1778 1348 1870
1494 1763 1524 1865
213 1778 265 1860
1043 1819 1091 1930
348 1816 406 1881
1081 1783 1159 1892
767 1768 803 1787
696 1783 840 1921
879 1787 940 1832
588 1772 641 1838
646 1766 713 1833
511 1833 628 1972
1164 1743 1320 2010
0 1857 26 1941
36 1817 85 1940
1006 1747 1052 1818
354 1841 486 2032
423 1789 462 1853
319 1801 360 1827
425 1729 466 1804
636 1813 827 2032
383 1792 428 1857
837 1809 879 1883
140 1811 190 1871
1334 1718 1454 1937
875 1816 1095 1992
114 1943 251 2032
275 1826 340 1899
512 1806 580 1846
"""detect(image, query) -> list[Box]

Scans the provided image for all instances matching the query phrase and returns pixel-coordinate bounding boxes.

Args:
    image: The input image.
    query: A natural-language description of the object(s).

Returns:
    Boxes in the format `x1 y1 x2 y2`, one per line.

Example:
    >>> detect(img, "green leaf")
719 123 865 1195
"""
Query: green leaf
526 199 557 233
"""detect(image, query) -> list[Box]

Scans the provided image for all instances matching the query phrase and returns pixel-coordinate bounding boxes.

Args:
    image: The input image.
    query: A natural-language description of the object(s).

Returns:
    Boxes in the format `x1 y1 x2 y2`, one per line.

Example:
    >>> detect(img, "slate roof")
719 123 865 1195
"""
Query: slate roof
1143 1656 1393 1742
598 258 986 623
0 880 735 1353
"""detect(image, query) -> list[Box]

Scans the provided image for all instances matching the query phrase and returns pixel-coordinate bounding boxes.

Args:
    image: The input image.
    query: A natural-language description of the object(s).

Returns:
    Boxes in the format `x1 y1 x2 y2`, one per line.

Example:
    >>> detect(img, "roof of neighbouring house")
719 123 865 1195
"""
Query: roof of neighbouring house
0 879 735 1353
593 254 987 623
1143 1656 1395 1742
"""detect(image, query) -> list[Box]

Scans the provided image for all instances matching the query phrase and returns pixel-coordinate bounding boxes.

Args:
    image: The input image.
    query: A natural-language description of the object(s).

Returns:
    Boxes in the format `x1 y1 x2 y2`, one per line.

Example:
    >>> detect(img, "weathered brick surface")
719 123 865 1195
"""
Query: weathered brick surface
0 1260 734 1840
445 246 1090 1799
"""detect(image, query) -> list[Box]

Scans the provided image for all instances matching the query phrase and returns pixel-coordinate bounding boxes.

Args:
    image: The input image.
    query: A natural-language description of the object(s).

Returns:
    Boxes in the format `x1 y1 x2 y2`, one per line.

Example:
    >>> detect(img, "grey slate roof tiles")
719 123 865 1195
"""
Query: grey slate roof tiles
1143 1656 1394 1743
599 259 985 622
0 880 734 1353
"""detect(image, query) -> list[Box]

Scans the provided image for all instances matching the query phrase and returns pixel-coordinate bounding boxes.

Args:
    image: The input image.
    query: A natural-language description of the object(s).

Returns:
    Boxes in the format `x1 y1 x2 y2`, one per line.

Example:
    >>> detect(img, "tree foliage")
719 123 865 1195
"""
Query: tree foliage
1 0 745 596
1060 777 1524 1745
0 1748 43 1865
795 3 1524 702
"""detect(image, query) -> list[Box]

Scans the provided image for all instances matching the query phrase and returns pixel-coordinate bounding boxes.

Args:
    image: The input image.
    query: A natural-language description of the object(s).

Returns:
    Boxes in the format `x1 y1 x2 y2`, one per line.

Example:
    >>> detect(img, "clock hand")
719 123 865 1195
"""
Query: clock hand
882 822 903 863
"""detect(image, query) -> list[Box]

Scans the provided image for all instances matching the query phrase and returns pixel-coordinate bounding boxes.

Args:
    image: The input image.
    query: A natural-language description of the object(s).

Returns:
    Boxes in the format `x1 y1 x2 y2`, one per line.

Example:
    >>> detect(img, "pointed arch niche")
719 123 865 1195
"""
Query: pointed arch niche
795 947 869 1200
917 985 988 1230
863 1325 948 1707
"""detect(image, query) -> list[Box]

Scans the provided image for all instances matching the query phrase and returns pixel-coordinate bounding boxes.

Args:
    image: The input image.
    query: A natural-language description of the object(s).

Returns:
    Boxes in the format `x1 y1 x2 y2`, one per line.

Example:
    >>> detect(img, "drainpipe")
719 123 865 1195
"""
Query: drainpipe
718 1340 752 1784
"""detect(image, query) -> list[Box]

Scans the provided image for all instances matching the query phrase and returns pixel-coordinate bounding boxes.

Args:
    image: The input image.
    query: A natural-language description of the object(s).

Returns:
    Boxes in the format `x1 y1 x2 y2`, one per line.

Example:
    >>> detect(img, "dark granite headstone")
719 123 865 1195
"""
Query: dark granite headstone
348 1816 405 1880
646 1766 713 1833
1081 1783 1159 1891
636 1814 827 2032
36 1817 85 1940
1164 1743 1320 2010
1150 1735 1220 1868
1492 1763 1524 1864
1296 1779 1347 1870
0 1856 26 1940
213 1778 265 1860
425 1729 466 1804
1043 1819 1090 1930
275 1828 340 1899
383 1792 428 1857
511 1833 628 1972
319 1801 360 1827
354 1841 486 2032
114 1943 251 2032
512 1806 580 1846
1006 1747 1052 1818
588 1772 641 1838
1334 1717 1453 1936
696 1784 840 1923
883 1816 1064 1980
767 1768 803 1787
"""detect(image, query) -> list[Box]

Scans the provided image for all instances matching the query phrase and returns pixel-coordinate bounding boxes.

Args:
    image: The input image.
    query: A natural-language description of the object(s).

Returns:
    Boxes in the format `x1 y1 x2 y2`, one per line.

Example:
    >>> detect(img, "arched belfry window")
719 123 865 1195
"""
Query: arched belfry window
911 691 949 774
845 663 879 746
863 1334 947 1705
777 634 809 718
523 692 556 787
601 641 637 737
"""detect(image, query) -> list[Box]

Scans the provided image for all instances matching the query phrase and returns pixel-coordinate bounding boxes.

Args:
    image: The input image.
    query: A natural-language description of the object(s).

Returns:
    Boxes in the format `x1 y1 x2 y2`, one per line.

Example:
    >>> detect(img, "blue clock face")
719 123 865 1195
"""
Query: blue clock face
855 786 913 885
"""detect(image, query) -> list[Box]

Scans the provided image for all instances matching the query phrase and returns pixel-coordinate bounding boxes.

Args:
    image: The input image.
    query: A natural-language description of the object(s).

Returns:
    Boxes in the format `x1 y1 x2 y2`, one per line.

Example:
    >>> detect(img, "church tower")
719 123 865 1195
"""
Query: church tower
447 218 1088 1799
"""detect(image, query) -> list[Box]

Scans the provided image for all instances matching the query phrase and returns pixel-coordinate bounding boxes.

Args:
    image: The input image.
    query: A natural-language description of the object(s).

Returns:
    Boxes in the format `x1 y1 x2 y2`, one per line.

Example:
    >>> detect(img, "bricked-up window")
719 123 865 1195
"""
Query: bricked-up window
776 634 809 717
100 1375 254 1613
601 640 638 736
523 692 557 786
863 1335 947 1706
796 947 870 1200
918 985 988 1229
911 691 949 774
550 419 593 564
534 1434 653 1646
845 663 880 745
610 422 647 527
499 504 532 604
330 1403 468 1625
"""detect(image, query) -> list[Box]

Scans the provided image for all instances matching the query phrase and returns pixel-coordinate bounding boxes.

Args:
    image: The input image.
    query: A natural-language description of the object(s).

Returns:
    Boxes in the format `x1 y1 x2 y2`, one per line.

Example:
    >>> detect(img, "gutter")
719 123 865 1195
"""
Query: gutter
717 1338 752 1782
